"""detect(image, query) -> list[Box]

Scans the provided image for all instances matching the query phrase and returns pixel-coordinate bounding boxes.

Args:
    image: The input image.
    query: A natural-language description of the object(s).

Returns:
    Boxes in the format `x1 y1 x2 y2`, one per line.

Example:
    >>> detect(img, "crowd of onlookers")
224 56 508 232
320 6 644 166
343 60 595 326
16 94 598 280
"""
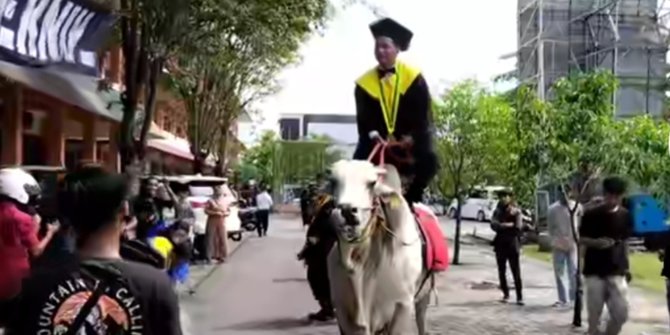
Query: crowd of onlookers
0 166 187 334
493 175 670 335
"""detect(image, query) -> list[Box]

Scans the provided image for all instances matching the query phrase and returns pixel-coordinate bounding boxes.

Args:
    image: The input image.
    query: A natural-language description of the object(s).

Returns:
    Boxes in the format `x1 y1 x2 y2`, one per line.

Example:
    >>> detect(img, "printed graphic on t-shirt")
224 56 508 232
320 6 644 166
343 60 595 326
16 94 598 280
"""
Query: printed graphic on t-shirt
37 277 144 334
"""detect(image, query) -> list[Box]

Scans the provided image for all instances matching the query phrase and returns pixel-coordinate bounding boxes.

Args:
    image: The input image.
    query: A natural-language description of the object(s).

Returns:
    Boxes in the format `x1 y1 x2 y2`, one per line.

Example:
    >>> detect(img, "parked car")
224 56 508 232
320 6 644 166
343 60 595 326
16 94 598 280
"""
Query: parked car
163 175 243 241
447 186 508 222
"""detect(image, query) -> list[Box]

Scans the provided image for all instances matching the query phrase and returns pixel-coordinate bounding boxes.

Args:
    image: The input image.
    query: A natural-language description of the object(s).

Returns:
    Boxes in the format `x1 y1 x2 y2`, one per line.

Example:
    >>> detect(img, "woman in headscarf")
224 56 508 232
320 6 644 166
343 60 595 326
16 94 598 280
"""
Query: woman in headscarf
205 185 230 263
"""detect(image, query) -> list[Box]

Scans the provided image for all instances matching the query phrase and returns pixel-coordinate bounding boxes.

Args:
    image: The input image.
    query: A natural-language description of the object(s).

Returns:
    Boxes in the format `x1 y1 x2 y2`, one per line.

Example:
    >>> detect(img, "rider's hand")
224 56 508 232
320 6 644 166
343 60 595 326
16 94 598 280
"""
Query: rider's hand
400 135 413 146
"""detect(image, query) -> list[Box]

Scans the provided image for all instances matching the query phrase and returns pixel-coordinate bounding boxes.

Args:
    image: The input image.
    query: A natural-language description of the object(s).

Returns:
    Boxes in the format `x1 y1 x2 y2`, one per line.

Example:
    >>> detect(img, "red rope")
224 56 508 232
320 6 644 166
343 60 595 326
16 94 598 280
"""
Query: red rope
367 139 388 167
367 137 414 169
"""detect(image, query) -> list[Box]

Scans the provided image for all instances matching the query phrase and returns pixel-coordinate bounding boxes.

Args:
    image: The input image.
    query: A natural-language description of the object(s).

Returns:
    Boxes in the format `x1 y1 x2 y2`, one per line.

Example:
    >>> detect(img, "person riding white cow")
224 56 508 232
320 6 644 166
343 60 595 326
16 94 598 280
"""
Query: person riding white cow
327 158 447 335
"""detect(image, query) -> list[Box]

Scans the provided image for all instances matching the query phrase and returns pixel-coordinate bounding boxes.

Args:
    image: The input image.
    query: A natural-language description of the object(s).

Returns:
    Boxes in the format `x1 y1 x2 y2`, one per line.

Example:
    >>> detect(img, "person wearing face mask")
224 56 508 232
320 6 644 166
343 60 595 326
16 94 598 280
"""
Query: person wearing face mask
353 17 438 206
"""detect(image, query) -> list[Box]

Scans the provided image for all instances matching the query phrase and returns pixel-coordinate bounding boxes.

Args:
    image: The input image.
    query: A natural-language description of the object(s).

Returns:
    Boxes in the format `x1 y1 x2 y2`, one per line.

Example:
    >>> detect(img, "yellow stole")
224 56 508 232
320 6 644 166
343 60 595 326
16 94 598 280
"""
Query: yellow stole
355 61 421 135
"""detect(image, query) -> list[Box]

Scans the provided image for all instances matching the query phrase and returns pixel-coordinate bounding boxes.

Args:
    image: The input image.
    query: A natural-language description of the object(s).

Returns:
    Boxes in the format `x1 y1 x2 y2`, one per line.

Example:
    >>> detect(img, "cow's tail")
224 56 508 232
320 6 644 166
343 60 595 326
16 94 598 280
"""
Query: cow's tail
430 275 439 307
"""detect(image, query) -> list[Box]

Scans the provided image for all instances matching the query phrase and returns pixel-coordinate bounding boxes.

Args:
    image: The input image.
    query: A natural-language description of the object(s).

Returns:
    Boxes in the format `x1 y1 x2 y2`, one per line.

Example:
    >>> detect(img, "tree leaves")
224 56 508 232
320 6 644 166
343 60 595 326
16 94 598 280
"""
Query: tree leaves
166 0 334 165
433 70 670 207
433 82 514 200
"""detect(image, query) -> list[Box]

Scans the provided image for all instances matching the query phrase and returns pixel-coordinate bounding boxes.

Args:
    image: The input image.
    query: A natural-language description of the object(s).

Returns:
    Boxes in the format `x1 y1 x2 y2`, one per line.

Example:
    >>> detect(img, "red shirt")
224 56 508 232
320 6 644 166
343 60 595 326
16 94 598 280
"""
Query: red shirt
0 201 39 299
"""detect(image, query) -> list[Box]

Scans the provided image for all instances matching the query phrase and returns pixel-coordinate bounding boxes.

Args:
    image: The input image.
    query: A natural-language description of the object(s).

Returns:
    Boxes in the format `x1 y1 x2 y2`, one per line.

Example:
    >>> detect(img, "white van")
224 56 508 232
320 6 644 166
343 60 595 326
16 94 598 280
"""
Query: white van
447 186 508 222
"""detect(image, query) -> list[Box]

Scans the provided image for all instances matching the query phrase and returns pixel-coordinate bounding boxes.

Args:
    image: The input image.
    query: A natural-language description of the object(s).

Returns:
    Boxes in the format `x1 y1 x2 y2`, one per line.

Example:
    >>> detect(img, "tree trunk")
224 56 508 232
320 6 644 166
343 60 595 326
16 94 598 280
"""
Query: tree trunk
137 57 163 160
453 198 463 265
214 158 224 177
193 153 207 175
119 0 140 172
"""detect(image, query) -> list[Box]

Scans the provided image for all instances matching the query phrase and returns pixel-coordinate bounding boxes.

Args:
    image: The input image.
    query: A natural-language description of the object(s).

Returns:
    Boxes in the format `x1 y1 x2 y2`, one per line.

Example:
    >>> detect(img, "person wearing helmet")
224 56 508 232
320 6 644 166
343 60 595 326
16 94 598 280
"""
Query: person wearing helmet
4 166 182 335
0 168 60 304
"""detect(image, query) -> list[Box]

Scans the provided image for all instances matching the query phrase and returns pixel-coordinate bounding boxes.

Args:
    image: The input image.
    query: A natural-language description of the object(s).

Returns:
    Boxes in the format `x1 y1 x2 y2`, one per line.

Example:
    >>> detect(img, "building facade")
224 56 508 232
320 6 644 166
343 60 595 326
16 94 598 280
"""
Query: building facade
1 45 243 175
278 113 358 158
516 0 668 117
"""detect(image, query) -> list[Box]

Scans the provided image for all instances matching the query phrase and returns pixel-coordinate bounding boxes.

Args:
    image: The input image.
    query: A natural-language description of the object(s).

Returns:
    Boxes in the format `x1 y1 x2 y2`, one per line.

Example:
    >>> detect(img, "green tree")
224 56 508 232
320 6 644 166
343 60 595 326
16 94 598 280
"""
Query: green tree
543 70 618 327
114 0 192 175
170 0 332 174
604 116 670 201
504 86 553 208
239 130 279 185
433 82 515 265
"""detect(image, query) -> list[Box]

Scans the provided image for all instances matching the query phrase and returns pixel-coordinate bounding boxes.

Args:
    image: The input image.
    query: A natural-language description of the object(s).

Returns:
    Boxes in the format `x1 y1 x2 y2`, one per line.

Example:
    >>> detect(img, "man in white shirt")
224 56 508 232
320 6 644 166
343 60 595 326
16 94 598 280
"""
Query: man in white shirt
255 186 274 237
547 188 582 308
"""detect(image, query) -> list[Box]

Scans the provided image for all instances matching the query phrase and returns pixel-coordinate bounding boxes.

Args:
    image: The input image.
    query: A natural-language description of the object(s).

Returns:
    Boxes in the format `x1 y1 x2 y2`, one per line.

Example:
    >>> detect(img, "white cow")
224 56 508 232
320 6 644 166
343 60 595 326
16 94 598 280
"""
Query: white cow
327 160 433 335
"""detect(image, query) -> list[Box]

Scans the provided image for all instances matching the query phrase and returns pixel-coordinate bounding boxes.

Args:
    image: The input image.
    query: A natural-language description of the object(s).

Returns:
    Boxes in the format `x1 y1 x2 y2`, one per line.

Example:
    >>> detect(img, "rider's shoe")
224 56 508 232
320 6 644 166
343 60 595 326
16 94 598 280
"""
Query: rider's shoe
308 309 335 322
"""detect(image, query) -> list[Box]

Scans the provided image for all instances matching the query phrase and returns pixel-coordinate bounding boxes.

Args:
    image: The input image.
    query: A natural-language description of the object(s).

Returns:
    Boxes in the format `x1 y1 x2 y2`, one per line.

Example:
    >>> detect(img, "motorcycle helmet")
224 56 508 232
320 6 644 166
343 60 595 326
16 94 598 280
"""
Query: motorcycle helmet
0 168 41 205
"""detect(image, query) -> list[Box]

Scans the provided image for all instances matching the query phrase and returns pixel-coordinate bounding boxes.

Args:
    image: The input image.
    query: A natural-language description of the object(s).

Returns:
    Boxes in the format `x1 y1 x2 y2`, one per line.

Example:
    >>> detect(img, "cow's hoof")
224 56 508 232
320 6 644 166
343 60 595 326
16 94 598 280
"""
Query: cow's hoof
308 310 336 322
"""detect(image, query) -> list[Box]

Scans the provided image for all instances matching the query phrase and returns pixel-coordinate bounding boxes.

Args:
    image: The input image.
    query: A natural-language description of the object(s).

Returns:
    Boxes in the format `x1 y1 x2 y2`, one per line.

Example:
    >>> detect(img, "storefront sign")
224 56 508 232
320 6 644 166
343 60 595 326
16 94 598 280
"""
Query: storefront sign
0 0 116 76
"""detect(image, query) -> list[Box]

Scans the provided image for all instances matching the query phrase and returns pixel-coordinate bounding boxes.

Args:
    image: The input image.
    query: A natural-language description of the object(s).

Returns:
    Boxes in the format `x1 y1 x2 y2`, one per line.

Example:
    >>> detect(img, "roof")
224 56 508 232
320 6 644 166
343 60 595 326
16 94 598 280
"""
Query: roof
0 60 122 122
1 165 66 172
142 175 228 185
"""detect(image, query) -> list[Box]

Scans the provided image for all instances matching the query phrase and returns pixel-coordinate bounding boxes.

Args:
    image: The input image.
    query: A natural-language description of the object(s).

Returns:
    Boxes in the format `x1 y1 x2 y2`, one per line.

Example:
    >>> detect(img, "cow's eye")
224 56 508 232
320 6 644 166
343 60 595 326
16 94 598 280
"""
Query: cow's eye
367 181 376 189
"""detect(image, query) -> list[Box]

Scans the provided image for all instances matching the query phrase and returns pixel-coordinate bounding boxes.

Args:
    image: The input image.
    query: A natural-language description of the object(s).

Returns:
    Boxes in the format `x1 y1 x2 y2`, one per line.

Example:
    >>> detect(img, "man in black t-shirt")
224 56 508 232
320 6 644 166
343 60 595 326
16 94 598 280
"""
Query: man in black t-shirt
5 167 182 335
579 176 631 335
490 190 524 305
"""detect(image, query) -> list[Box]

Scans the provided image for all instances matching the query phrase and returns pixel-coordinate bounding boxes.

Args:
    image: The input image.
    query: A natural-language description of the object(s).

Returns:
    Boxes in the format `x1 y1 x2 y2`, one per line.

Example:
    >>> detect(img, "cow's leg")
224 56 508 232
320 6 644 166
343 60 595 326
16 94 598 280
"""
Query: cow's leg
387 301 414 335
329 250 368 335
415 292 430 335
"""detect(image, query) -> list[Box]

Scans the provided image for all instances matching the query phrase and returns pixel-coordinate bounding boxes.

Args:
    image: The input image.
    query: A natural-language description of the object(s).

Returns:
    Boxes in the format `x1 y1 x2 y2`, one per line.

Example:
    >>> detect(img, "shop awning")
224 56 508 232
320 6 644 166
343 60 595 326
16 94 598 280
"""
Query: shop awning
0 60 122 122
147 138 194 161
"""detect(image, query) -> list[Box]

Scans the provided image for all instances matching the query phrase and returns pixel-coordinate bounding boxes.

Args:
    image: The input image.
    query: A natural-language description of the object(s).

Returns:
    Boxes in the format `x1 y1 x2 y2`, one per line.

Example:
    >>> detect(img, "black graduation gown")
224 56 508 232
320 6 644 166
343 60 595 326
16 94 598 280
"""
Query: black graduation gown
353 61 438 202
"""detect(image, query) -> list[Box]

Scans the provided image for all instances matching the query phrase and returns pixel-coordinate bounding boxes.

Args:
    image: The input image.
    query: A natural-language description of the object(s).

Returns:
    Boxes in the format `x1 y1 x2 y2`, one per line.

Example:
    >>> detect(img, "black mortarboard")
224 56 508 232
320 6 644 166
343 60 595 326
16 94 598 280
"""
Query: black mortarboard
369 18 413 51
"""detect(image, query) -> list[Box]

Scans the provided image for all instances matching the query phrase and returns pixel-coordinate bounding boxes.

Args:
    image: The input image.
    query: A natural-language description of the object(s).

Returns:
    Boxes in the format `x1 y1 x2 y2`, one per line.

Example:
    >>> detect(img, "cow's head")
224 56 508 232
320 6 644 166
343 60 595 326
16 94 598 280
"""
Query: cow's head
329 160 399 242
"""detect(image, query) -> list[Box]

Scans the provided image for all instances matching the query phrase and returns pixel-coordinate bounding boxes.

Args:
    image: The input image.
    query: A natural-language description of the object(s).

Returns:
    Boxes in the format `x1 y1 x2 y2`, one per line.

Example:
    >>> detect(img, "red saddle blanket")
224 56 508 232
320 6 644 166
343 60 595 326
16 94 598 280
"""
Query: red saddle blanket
414 204 449 272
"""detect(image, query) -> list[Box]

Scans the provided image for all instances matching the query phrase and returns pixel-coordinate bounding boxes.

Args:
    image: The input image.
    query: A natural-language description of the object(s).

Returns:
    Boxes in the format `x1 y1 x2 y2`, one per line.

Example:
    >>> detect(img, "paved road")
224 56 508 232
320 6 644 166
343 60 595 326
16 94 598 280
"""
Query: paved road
180 215 667 335
180 216 338 335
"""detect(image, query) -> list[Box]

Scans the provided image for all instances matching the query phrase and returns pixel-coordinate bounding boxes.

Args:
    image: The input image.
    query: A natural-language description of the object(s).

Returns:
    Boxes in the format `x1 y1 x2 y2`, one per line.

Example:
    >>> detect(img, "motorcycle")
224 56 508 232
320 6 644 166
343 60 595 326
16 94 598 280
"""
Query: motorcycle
238 199 259 232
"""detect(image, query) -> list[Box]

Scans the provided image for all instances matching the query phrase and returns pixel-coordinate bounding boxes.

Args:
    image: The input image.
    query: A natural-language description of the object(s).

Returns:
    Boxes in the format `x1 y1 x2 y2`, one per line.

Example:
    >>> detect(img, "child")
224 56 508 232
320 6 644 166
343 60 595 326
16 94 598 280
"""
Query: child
166 221 195 293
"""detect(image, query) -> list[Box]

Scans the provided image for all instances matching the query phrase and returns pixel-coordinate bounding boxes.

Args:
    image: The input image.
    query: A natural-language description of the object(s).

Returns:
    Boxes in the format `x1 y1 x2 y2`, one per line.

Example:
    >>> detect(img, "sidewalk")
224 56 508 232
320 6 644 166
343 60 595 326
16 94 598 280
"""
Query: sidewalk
177 231 252 297
435 220 668 334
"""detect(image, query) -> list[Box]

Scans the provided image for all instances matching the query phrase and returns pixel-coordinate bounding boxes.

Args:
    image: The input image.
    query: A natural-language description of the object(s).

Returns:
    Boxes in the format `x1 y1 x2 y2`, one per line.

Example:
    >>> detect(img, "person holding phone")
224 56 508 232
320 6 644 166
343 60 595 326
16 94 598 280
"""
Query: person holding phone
490 189 524 306
580 177 632 335
0 169 59 304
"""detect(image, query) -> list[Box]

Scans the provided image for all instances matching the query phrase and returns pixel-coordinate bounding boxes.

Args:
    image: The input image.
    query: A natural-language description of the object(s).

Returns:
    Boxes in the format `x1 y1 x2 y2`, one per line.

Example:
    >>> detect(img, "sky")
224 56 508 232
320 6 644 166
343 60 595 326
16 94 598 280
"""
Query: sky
239 0 518 145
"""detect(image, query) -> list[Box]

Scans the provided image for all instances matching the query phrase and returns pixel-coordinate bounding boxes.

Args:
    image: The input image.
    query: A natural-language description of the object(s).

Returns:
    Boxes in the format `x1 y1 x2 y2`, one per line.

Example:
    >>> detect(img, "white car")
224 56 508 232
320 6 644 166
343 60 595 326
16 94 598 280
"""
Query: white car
447 186 508 222
164 175 243 241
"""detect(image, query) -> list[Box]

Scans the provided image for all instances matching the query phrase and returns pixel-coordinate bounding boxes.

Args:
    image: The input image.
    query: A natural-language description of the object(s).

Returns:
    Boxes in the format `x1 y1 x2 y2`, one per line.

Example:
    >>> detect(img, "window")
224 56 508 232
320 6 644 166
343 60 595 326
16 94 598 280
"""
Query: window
468 189 487 199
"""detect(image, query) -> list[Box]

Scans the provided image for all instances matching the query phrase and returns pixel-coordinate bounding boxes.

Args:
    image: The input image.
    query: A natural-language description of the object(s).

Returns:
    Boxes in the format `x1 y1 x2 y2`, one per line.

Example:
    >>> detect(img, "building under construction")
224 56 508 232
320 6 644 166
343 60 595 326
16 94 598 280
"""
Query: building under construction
517 0 669 117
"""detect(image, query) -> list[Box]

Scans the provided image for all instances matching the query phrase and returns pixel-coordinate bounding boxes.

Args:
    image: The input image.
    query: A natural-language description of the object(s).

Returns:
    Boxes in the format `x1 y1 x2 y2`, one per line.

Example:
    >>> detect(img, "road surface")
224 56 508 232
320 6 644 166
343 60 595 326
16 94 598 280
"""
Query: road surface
180 215 666 335
180 216 338 335
179 216 492 335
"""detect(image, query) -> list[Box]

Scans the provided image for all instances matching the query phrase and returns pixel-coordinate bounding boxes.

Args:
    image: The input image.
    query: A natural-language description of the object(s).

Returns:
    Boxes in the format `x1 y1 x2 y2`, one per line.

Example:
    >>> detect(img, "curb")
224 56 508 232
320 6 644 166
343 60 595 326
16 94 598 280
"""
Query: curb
469 233 494 243
181 234 252 295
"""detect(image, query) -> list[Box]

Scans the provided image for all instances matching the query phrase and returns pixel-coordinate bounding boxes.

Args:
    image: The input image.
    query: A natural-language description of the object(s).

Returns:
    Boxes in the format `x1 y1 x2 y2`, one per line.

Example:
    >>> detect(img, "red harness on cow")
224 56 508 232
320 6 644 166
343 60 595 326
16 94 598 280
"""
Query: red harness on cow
366 138 449 273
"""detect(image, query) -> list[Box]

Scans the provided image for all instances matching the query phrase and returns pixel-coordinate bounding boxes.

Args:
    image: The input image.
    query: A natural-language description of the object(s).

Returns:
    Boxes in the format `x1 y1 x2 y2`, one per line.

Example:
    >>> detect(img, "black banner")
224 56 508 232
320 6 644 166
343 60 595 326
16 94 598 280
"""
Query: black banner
0 0 116 76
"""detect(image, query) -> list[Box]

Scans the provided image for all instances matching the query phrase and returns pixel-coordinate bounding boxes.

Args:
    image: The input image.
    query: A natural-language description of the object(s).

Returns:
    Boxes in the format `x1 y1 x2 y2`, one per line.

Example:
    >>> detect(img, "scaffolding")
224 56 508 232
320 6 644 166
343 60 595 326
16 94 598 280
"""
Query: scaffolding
516 0 669 117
